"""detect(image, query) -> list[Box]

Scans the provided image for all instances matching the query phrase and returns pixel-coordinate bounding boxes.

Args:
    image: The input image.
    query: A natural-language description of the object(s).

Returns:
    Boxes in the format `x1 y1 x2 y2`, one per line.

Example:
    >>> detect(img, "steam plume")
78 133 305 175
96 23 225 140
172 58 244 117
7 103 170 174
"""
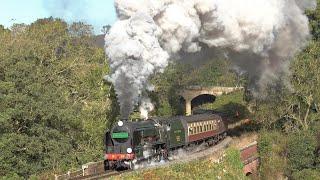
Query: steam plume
105 13 168 118
105 0 316 118
140 97 155 120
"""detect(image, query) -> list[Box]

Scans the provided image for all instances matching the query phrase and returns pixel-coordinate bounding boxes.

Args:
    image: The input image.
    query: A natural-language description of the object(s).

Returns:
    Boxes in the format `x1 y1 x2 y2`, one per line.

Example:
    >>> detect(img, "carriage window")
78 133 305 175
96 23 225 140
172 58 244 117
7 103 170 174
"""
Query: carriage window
204 125 206 131
189 127 193 135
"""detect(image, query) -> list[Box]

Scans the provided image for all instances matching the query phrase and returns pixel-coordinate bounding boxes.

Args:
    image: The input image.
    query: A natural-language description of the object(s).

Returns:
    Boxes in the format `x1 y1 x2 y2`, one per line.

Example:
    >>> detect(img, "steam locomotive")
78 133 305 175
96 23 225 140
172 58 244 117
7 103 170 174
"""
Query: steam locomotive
104 113 227 170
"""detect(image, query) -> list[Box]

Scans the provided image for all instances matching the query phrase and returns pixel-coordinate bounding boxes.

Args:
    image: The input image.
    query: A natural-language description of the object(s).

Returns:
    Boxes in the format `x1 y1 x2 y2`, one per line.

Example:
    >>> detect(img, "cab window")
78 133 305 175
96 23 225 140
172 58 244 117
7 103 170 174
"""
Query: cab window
133 131 142 146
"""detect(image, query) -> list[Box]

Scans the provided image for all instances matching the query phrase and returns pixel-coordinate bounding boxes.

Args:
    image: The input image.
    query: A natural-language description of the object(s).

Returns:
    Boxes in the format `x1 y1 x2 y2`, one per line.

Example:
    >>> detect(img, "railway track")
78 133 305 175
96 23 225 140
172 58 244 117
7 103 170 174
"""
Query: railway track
63 136 232 180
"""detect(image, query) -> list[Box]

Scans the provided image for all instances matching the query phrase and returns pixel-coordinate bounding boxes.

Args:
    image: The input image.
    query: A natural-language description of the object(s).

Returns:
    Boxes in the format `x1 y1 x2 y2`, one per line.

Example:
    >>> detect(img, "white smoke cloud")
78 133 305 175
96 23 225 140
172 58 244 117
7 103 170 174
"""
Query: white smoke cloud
295 0 317 10
104 12 168 118
105 0 316 118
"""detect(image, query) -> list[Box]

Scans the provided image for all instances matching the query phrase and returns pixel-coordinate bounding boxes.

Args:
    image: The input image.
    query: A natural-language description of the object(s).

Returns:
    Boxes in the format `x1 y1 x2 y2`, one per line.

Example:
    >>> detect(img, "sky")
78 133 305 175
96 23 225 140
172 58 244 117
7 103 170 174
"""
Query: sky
0 0 117 34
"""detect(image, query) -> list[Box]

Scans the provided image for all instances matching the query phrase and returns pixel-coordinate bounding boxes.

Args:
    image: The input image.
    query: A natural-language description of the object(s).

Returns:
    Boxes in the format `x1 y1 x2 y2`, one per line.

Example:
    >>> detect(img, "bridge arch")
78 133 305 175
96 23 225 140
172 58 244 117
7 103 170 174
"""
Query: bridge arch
179 86 243 115
191 94 216 110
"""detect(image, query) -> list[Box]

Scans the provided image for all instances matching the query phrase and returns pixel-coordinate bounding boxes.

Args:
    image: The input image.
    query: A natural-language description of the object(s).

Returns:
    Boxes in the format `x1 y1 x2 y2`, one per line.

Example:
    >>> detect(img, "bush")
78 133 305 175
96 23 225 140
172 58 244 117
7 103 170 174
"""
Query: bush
292 169 320 180
310 121 320 168
222 148 245 179
287 131 317 172
225 148 244 170
258 131 273 158
0 173 24 180
258 130 287 179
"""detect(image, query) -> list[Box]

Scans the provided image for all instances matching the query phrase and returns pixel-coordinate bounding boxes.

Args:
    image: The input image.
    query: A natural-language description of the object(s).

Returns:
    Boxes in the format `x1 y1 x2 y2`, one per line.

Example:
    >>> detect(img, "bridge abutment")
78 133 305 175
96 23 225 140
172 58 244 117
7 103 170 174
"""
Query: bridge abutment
185 98 192 116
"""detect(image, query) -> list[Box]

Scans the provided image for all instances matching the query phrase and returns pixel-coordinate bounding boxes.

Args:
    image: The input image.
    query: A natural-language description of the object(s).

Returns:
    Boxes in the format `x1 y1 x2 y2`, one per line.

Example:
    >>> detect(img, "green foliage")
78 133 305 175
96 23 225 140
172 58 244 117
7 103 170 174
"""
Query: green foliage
0 18 112 177
285 41 320 130
250 84 290 129
258 129 320 179
27 175 39 180
149 63 188 116
156 100 173 117
258 130 287 179
150 59 241 117
223 148 244 177
250 41 320 131
292 169 320 180
306 0 320 40
310 121 320 168
253 9 320 177
181 60 240 87
199 91 249 120
258 131 273 158
0 173 24 180
287 131 317 172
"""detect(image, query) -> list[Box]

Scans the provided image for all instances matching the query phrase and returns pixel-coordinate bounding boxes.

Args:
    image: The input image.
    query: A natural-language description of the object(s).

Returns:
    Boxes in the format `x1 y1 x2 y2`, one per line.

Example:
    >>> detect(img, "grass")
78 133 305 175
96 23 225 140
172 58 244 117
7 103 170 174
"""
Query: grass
201 90 245 110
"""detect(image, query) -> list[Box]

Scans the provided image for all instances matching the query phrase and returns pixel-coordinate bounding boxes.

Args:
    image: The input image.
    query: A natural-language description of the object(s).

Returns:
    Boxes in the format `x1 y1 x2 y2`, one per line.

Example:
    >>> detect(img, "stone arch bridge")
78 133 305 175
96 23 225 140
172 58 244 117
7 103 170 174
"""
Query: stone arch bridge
179 86 243 115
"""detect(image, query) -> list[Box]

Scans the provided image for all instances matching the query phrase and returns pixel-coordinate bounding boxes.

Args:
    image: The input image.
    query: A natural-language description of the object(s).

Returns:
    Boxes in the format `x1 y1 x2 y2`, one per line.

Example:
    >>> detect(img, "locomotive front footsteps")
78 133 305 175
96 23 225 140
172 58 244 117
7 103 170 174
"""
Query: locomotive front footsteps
104 114 227 170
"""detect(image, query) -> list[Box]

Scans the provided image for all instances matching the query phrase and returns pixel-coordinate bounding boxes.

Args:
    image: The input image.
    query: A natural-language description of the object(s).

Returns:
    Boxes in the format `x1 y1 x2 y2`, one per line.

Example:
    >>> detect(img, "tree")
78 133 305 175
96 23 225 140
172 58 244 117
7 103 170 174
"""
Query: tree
285 41 320 130
287 131 317 172
250 41 320 131
69 22 93 37
101 25 111 34
0 18 111 177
